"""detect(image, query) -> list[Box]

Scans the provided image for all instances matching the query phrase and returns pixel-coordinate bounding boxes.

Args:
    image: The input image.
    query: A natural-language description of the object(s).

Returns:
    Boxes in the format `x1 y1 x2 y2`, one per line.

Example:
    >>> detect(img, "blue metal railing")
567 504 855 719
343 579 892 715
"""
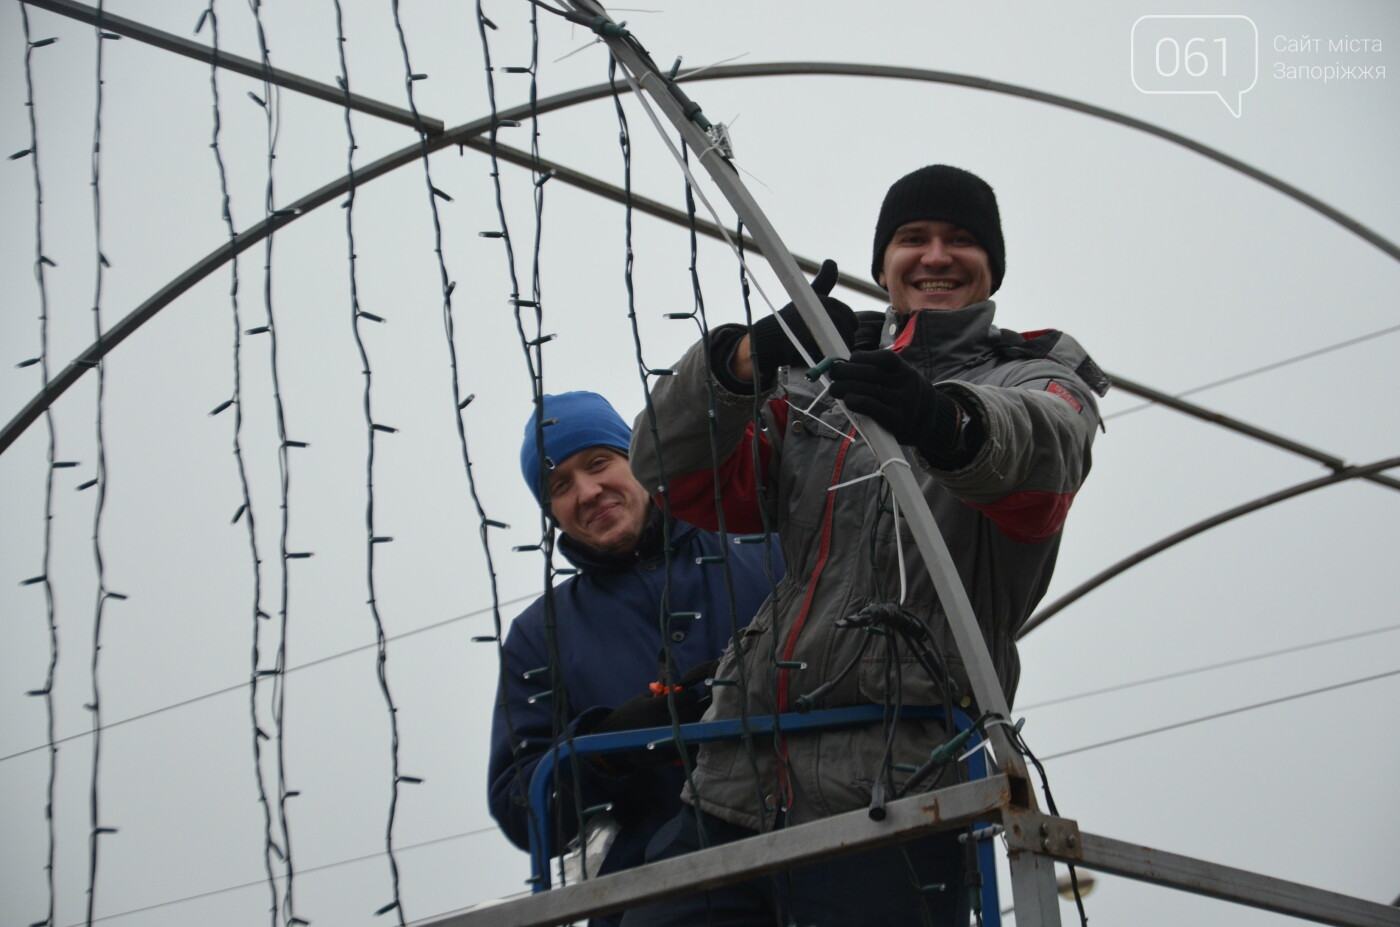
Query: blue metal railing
526 703 1001 924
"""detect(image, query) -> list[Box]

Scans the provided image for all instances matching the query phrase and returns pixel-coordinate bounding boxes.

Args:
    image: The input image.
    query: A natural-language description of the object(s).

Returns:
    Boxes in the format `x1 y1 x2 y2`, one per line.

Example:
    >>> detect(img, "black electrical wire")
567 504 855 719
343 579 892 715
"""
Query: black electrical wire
729 219 788 834
329 4 412 923
1008 724 1090 926
84 7 122 925
473 0 576 886
1106 323 1400 422
197 3 281 922
242 3 305 923
604 58 721 865
656 137 776 855
18 9 61 927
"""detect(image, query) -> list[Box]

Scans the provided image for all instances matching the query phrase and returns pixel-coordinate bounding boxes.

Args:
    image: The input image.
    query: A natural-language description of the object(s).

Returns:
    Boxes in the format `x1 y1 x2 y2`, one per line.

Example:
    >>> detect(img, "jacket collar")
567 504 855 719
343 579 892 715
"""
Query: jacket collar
557 503 694 573
884 300 1001 375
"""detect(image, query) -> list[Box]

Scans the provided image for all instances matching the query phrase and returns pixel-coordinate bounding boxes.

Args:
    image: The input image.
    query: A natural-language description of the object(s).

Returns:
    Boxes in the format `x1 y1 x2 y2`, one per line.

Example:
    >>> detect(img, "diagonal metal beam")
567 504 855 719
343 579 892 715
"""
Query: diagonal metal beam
406 775 1012 927
1012 824 1400 927
21 0 445 135
1020 454 1400 635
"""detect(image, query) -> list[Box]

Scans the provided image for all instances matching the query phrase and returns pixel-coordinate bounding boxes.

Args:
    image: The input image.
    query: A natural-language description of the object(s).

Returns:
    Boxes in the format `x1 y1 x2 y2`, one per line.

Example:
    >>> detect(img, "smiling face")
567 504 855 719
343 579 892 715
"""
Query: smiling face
547 446 651 554
877 219 994 315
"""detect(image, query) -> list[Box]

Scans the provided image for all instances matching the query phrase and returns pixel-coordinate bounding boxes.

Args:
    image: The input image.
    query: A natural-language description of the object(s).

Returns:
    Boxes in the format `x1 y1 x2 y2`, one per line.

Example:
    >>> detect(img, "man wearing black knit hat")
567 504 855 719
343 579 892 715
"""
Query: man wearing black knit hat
624 166 1109 926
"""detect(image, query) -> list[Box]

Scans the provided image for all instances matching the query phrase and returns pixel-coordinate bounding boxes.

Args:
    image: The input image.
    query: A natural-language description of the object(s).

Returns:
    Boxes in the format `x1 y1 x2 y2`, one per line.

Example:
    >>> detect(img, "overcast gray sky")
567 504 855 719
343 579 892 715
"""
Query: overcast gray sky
2 1 1397 925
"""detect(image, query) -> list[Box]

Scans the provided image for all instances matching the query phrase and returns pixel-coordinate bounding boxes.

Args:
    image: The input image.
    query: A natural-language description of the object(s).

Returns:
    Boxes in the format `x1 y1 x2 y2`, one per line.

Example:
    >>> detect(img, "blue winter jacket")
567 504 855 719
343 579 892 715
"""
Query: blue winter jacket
487 510 781 889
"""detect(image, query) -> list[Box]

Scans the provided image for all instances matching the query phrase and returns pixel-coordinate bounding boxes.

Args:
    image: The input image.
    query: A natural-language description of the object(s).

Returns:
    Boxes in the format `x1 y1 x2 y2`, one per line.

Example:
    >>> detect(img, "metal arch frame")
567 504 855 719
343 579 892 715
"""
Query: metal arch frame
9 6 1400 926
5 14 1400 454
3 22 1395 628
5 19 1397 619
1020 453 1400 635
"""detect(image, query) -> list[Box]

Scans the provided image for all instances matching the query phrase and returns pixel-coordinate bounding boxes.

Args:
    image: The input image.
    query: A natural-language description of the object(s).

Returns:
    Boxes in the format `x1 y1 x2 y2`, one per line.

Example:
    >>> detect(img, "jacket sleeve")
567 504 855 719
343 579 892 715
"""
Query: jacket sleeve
630 324 784 534
927 352 1102 544
487 610 631 852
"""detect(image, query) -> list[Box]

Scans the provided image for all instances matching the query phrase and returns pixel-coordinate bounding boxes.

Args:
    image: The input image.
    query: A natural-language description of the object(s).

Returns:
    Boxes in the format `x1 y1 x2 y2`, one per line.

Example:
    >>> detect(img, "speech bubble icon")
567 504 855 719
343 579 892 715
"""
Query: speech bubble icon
1131 15 1258 117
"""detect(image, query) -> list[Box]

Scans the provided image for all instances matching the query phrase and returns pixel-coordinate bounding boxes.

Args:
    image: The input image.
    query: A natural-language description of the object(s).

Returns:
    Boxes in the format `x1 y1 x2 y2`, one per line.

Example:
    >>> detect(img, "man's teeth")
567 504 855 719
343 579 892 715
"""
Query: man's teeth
917 281 956 291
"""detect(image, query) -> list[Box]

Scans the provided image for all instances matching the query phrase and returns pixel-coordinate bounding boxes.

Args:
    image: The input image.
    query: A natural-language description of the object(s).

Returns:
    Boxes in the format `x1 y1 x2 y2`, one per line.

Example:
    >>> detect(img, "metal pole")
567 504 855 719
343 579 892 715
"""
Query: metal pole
564 1 1062 921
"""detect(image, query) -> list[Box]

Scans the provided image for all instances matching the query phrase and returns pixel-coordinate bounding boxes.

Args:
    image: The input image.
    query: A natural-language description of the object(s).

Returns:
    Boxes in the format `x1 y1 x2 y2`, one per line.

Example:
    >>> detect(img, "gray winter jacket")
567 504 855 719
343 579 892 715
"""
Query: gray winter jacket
629 300 1107 832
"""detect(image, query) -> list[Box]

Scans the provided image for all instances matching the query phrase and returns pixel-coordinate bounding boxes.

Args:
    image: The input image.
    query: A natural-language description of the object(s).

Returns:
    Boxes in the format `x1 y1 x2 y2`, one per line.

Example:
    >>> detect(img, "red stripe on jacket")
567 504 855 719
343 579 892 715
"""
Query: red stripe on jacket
774 425 857 807
966 490 1076 543
659 398 789 533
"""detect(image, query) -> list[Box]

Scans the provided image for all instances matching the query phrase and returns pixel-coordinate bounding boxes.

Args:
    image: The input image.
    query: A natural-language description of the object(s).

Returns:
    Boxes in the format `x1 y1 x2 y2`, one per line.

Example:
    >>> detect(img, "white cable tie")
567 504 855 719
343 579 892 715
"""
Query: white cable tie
826 453 910 492
878 456 913 475
696 140 725 162
673 52 749 82
958 738 995 765
827 470 883 492
982 715 1022 732
791 385 850 441
553 36 602 64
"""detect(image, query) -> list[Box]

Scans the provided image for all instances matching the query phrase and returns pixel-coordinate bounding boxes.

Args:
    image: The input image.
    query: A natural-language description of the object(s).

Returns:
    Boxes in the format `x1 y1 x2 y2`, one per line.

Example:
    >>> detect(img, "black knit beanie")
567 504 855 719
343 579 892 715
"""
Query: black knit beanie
870 165 1005 294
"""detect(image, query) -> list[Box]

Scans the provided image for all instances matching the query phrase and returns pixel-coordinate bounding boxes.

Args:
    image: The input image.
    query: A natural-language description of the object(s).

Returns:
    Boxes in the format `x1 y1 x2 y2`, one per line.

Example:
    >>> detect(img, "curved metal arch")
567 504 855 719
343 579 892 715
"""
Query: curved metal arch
1018 454 1400 638
473 137 1400 495
5 60 1396 457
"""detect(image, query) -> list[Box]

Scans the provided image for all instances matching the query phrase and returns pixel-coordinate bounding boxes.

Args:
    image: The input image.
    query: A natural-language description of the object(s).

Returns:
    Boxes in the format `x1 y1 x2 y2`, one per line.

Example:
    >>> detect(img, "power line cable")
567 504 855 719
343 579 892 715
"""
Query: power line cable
1106 323 1400 422
0 593 537 765
1041 667 1400 761
57 666 1400 926
1018 622 1400 711
59 826 500 927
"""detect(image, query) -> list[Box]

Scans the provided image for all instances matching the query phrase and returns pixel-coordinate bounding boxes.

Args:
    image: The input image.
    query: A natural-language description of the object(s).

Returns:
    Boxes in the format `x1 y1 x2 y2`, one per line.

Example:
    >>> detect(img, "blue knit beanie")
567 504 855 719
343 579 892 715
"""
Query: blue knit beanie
519 391 633 504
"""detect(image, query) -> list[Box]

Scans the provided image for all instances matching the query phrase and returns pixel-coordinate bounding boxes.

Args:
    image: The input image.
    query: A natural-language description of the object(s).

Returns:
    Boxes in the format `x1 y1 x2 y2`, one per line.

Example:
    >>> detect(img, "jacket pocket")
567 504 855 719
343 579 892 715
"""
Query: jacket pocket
856 636 969 709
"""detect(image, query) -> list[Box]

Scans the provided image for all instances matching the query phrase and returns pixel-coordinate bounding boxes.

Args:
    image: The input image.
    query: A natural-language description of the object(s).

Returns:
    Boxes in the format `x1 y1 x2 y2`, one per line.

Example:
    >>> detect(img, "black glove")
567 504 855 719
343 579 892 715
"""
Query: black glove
593 658 718 735
591 659 718 774
853 310 887 351
748 260 857 380
828 349 983 468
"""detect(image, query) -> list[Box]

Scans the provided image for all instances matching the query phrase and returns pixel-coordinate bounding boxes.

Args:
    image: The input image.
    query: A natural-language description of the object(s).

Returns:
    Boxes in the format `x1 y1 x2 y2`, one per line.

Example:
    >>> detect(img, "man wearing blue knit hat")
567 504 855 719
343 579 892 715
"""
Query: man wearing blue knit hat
488 391 780 926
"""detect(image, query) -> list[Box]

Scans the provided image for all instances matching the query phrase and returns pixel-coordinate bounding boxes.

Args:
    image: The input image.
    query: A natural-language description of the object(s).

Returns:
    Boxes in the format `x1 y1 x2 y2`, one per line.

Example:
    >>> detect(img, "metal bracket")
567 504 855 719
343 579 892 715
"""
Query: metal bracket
1002 809 1083 862
705 122 734 159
